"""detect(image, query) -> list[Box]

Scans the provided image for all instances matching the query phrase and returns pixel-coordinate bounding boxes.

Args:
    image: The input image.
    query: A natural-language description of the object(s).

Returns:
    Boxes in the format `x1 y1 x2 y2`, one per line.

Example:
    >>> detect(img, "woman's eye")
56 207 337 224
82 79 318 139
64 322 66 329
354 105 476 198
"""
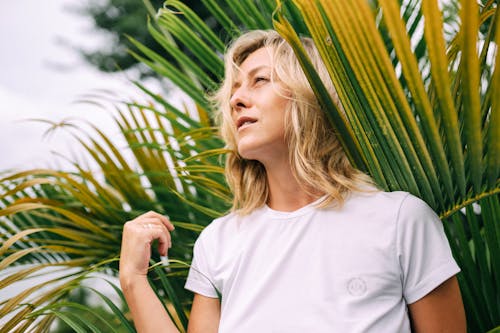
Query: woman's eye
255 77 269 84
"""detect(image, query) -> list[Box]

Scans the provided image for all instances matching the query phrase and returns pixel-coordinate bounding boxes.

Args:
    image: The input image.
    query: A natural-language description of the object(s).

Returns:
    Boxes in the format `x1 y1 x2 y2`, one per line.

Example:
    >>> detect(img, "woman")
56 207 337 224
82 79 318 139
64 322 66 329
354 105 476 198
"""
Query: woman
119 30 466 332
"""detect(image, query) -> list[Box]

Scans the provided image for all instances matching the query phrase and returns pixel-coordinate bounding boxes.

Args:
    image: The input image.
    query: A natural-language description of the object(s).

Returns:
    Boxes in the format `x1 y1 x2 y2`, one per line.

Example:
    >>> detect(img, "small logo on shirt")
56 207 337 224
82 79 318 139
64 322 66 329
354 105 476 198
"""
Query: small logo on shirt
347 277 367 296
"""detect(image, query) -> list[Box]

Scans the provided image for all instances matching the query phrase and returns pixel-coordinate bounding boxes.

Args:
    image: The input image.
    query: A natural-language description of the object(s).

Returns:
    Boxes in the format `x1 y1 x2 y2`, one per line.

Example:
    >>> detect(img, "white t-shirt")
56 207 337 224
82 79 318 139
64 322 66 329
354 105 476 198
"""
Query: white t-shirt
185 191 460 332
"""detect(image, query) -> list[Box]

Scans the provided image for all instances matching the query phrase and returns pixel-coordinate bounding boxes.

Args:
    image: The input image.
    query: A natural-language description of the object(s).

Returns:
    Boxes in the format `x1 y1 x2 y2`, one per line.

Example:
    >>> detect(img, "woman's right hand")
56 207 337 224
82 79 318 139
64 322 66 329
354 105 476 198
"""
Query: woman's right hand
119 211 175 284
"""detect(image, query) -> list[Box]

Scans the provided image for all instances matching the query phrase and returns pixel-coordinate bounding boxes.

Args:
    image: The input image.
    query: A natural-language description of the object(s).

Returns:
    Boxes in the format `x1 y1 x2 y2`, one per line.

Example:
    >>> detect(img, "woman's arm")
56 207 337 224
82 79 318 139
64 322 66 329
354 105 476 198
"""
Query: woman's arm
408 276 466 333
120 212 220 333
120 275 180 332
119 211 221 333
187 294 221 333
119 211 178 332
120 278 221 333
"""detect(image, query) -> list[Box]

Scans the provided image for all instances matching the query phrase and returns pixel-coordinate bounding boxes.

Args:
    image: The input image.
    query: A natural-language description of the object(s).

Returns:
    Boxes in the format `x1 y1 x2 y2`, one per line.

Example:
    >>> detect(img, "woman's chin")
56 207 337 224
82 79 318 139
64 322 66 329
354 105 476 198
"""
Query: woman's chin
237 146 261 162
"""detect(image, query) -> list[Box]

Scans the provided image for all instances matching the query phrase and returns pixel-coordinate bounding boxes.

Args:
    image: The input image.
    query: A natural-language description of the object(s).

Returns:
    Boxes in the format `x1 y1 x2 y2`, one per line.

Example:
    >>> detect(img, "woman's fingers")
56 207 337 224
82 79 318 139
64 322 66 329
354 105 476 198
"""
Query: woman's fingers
120 211 174 277
132 216 173 256
141 211 175 231
147 221 171 256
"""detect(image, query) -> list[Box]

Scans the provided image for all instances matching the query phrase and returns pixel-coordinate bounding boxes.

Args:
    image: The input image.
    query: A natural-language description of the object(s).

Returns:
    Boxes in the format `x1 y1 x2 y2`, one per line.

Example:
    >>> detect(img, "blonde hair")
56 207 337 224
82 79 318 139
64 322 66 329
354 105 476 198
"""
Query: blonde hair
211 30 374 214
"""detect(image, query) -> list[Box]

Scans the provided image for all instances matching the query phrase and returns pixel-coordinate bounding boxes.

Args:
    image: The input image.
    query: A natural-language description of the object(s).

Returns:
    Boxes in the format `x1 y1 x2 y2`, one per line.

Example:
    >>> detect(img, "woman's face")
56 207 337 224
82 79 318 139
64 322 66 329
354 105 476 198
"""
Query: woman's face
229 47 290 164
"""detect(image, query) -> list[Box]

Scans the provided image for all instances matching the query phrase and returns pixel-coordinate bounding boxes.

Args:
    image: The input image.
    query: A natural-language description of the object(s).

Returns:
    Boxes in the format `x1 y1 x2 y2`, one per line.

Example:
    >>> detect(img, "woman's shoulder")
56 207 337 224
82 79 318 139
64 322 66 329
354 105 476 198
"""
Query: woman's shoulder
351 189 430 206
376 191 436 216
344 190 437 221
347 189 410 208
199 211 236 237
197 208 261 242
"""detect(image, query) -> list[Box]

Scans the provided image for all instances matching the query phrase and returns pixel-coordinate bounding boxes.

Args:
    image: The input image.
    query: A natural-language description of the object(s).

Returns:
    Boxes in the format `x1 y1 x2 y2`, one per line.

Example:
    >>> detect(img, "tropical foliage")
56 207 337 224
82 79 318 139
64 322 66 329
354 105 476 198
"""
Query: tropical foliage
0 0 498 332
73 0 233 75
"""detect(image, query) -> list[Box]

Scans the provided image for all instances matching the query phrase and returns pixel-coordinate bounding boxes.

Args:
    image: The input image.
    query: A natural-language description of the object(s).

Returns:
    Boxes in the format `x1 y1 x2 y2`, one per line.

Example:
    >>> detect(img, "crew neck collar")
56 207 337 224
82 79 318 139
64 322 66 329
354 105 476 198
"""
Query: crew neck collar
263 195 328 219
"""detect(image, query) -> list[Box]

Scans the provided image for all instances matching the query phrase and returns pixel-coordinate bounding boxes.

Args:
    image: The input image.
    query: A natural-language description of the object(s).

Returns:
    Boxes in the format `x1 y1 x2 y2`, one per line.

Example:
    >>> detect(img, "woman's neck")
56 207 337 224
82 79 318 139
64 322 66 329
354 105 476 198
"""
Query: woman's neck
264 160 323 212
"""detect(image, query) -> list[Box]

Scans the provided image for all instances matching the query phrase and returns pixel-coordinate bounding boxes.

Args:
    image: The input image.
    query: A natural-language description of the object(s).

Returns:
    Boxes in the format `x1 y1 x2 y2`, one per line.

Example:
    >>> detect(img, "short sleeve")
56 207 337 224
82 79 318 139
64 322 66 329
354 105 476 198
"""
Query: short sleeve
184 232 220 298
397 194 460 304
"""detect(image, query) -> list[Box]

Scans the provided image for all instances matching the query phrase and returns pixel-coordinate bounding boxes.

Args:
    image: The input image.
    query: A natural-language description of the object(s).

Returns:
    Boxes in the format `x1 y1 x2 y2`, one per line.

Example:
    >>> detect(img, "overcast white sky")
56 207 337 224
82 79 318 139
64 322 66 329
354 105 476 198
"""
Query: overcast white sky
0 1 143 172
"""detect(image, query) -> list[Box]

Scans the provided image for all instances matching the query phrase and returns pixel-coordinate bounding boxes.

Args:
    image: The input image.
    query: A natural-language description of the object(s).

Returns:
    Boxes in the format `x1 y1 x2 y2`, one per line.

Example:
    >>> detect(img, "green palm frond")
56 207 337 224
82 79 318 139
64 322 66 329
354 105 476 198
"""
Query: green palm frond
0 94 230 330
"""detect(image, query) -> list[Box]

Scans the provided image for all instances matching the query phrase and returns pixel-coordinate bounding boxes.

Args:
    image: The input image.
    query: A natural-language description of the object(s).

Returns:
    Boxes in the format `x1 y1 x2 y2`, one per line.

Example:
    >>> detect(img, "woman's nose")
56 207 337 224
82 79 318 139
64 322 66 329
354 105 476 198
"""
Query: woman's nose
230 87 250 112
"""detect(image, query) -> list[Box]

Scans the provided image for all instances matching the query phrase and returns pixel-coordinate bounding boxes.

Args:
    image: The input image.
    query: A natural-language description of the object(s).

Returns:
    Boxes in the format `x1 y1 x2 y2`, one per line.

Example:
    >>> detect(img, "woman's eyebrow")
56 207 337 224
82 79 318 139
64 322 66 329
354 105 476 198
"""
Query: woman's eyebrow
247 65 271 77
231 65 272 91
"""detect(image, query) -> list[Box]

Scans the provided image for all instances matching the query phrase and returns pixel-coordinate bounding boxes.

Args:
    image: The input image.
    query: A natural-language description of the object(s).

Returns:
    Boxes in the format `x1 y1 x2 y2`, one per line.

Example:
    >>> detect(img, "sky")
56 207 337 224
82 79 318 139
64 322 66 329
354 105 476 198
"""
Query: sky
0 1 142 173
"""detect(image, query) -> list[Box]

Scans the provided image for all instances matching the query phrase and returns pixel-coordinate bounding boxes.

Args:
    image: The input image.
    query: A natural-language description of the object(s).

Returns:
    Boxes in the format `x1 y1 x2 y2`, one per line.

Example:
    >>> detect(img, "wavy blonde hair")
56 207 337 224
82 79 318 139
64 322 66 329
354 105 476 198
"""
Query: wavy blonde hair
211 30 374 214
